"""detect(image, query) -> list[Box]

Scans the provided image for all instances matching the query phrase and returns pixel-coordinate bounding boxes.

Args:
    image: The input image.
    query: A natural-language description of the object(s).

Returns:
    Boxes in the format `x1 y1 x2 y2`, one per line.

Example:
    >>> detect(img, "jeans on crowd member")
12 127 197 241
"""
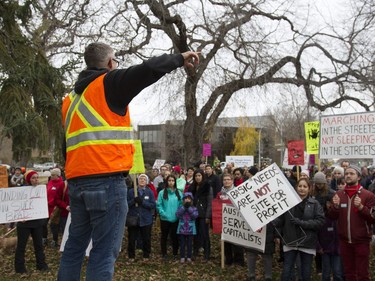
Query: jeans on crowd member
180 235 193 259
281 250 314 281
160 220 179 257
194 218 210 260
127 224 152 259
322 253 344 281
339 240 371 281
57 175 127 281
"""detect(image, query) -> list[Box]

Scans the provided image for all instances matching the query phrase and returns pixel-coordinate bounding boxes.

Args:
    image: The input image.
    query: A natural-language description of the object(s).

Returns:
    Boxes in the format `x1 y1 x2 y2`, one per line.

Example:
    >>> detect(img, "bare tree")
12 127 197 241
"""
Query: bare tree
2 0 375 167
109 0 374 165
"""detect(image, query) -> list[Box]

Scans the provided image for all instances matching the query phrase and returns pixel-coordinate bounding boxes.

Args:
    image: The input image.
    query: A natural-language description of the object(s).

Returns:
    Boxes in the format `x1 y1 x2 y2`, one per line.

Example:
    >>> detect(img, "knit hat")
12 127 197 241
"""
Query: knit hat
313 172 327 184
301 169 310 178
347 165 361 177
172 165 181 174
332 166 344 176
138 174 149 184
183 192 194 200
25 170 38 185
248 166 258 176
50 168 61 177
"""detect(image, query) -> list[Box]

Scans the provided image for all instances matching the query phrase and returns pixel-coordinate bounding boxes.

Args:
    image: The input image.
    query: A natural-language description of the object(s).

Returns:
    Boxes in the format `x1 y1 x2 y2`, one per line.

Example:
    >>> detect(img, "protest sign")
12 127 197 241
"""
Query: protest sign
319 112 375 159
282 150 309 170
304 121 320 155
287 140 305 165
0 185 48 223
221 204 266 252
202 143 212 157
212 198 224 234
226 163 301 231
152 159 165 170
225 155 254 167
129 140 145 174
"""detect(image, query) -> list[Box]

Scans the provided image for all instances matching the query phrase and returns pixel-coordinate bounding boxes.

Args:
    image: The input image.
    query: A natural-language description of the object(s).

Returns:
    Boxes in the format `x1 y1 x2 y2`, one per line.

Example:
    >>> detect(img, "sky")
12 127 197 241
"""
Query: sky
125 0 370 128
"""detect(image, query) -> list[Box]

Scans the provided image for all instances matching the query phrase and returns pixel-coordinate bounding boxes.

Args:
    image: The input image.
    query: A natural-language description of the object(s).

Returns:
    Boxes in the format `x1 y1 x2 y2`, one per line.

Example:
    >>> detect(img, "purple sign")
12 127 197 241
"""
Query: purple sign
202 143 211 157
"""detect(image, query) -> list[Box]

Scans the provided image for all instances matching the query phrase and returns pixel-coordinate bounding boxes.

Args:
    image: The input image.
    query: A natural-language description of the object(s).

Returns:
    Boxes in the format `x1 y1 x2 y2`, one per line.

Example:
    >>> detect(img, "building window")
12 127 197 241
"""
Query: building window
140 130 161 143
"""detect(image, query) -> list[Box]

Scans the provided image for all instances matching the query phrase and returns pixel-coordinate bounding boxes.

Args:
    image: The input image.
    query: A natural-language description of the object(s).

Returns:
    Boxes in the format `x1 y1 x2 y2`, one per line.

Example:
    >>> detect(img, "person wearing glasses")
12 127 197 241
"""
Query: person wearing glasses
59 42 200 281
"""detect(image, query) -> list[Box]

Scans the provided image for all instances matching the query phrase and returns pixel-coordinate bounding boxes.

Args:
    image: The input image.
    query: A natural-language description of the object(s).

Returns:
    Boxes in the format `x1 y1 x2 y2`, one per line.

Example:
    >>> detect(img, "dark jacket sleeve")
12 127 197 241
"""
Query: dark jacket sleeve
104 54 184 115
298 201 325 230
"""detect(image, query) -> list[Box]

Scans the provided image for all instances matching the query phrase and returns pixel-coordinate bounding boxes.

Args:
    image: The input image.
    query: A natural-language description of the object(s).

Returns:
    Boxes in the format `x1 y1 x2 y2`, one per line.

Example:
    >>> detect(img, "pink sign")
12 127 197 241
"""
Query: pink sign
202 143 211 157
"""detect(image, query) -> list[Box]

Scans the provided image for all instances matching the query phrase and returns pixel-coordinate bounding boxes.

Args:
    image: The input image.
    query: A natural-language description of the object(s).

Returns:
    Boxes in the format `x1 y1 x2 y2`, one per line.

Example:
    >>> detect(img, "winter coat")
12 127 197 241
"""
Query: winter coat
188 181 213 219
55 180 69 218
247 223 276 255
157 188 183 223
47 176 65 216
128 186 156 227
176 205 198 235
327 187 375 244
273 197 325 249
318 217 340 255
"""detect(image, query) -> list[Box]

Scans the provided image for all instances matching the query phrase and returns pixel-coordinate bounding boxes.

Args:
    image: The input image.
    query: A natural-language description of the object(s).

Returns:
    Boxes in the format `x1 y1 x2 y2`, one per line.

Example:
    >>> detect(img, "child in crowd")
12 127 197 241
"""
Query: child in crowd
176 192 198 263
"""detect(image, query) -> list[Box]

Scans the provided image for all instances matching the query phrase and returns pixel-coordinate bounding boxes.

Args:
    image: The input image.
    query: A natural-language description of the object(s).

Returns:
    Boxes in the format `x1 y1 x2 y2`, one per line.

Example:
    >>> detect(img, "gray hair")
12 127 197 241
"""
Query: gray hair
84 42 114 68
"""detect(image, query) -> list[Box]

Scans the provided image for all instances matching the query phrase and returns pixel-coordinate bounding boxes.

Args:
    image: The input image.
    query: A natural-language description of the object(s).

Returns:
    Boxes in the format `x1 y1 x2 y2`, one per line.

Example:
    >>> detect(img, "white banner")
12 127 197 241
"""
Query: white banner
319 112 375 159
225 155 254 167
221 204 266 252
152 159 166 170
0 185 48 223
226 163 301 231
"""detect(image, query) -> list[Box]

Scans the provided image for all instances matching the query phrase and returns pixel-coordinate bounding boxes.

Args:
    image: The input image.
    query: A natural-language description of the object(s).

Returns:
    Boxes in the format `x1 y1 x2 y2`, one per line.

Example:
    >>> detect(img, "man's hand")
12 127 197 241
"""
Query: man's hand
332 194 340 209
181 51 200 68
354 195 363 211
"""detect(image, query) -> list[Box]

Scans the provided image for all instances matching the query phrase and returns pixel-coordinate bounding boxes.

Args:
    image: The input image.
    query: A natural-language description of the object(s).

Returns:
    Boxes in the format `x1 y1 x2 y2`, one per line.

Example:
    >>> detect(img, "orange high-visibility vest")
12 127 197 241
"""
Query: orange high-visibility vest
62 74 134 179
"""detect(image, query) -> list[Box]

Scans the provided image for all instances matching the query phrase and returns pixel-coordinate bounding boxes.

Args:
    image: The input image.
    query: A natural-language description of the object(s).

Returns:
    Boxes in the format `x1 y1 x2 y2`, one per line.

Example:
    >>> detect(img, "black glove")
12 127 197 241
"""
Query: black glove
184 202 191 208
134 197 143 204
290 217 302 225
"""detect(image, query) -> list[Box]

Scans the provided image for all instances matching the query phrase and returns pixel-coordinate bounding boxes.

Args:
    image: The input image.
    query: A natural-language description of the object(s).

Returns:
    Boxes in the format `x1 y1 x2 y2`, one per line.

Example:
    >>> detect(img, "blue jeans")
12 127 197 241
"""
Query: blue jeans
281 250 314 281
180 235 193 259
322 253 343 281
58 175 127 281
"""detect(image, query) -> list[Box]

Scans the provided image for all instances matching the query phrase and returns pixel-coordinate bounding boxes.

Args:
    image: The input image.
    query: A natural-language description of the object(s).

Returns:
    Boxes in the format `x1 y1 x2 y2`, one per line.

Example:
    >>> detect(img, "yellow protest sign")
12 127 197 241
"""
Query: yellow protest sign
304 121 320 155
129 140 145 174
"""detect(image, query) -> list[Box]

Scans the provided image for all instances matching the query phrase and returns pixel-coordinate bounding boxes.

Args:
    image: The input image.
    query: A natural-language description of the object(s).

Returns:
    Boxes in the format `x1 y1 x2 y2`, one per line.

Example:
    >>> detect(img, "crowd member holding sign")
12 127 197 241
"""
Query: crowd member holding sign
328 165 375 281
127 174 156 261
273 178 325 281
157 175 183 260
59 42 199 280
216 173 245 266
176 192 198 263
188 169 213 261
15 170 49 274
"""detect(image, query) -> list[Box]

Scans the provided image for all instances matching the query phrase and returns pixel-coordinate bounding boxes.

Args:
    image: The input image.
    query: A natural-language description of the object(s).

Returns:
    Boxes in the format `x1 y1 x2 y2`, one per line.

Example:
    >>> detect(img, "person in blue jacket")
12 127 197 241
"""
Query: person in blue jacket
127 174 156 261
157 174 183 260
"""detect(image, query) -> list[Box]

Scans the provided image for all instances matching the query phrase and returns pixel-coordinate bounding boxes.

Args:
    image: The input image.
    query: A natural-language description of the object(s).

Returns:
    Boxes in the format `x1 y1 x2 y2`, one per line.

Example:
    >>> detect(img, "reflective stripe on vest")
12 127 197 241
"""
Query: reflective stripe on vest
65 91 133 152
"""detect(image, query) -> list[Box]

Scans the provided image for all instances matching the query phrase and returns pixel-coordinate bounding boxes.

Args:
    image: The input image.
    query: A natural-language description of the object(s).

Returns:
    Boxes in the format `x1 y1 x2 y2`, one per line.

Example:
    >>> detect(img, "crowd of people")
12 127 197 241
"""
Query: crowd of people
2 159 375 280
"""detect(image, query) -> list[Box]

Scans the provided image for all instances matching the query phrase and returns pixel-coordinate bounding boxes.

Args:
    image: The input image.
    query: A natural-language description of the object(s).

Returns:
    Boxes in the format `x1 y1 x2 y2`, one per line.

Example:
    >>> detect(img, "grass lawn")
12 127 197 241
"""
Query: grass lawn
1 223 373 280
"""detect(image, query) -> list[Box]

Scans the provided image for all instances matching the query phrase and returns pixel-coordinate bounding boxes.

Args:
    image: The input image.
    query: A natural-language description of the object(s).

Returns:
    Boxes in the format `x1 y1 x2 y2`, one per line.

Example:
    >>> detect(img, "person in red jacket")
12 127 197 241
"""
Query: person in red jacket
47 168 65 247
328 164 375 281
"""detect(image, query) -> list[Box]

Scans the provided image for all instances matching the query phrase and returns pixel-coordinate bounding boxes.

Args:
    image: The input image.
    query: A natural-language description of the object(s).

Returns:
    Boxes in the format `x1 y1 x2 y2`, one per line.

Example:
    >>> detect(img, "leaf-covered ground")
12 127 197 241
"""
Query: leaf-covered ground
1 224 374 281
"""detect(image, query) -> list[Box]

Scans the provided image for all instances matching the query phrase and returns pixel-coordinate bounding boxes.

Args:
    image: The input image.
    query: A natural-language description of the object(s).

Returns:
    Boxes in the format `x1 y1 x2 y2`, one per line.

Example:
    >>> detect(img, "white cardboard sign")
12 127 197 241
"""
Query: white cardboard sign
0 185 48 223
226 163 301 231
221 204 266 252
